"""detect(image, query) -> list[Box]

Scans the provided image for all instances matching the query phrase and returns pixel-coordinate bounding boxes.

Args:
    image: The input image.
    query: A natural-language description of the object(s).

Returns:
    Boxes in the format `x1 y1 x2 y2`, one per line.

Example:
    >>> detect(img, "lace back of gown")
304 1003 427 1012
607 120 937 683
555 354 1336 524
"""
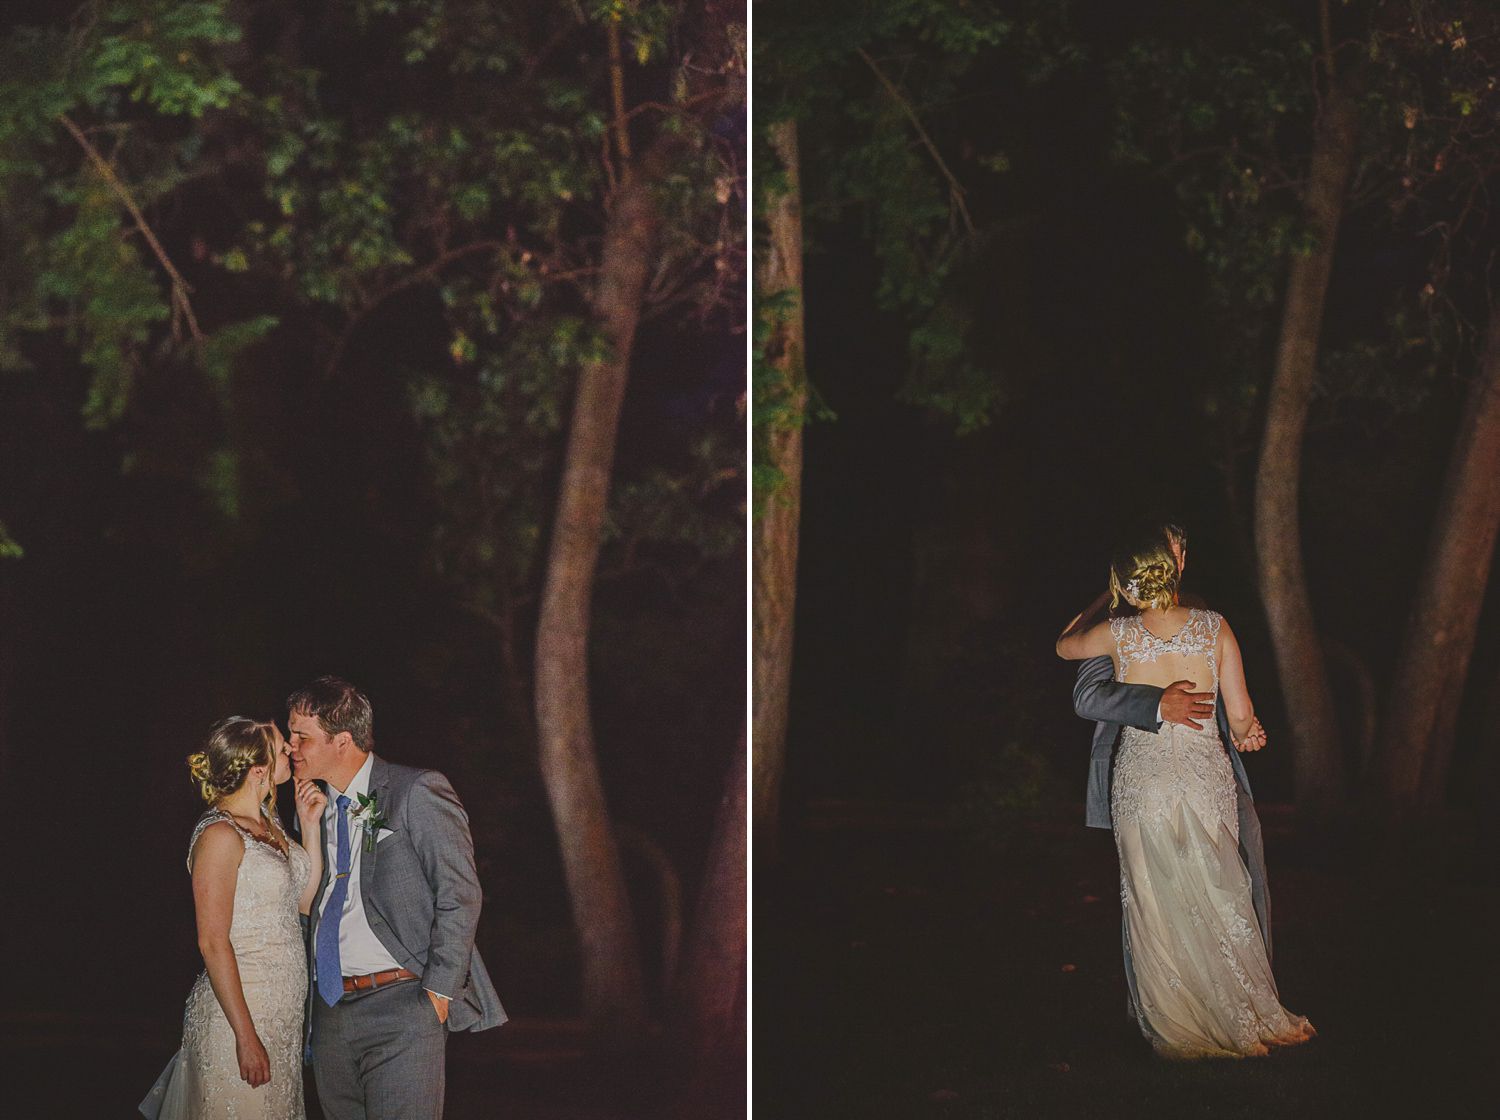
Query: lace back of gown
1109 610 1314 1058
140 809 311 1119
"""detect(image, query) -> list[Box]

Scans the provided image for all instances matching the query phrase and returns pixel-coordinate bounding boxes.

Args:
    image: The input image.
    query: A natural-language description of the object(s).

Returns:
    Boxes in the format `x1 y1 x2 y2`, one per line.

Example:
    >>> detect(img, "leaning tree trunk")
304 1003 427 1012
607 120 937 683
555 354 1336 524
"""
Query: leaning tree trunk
752 119 807 865
665 733 747 1118
534 168 657 1043
1379 292 1500 820
1253 75 1358 820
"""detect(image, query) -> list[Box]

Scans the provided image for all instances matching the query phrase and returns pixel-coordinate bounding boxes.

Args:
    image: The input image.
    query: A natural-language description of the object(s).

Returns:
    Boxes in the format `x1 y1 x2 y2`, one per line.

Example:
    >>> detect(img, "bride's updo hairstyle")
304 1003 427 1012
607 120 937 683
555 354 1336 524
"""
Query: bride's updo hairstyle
187 717 279 806
1109 535 1180 611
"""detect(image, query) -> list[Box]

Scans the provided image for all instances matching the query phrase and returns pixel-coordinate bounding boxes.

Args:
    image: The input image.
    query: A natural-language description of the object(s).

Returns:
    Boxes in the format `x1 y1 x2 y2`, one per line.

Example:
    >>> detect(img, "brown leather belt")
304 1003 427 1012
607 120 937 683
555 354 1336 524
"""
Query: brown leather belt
343 968 417 993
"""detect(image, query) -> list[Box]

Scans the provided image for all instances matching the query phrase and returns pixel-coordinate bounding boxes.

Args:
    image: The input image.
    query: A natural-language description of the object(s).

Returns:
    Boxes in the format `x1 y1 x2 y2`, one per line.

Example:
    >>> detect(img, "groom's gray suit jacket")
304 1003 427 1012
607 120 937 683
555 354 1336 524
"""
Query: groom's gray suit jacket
303 754 506 1038
1074 655 1272 961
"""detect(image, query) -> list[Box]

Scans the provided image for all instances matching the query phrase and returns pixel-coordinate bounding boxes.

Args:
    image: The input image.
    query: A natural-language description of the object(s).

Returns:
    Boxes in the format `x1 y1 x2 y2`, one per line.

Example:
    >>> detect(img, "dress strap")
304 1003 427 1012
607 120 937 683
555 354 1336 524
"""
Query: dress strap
1200 610 1222 694
187 808 239 872
1109 615 1145 682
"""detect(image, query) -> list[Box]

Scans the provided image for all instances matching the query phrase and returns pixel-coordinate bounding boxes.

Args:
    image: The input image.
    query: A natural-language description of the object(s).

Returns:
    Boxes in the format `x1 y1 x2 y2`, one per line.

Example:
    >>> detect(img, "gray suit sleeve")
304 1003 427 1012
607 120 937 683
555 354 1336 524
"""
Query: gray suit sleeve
408 770 482 1000
1074 655 1163 733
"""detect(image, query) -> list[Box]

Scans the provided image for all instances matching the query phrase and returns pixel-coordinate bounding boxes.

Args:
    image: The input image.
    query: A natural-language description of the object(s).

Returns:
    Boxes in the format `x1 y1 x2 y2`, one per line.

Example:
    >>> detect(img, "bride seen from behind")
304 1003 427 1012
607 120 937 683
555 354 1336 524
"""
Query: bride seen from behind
1057 535 1314 1059
140 717 327 1119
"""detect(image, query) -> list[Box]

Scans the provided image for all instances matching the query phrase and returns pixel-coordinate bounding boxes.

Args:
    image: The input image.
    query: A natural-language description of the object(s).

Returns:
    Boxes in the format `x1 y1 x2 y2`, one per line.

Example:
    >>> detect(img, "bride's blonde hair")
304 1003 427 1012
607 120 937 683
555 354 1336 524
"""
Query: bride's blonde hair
1109 536 1179 611
187 717 282 826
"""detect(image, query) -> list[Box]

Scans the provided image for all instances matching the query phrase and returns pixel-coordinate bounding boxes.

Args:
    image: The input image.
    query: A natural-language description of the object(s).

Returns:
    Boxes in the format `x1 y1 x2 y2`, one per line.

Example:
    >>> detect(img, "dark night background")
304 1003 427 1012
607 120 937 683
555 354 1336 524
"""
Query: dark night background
779 6 1500 819
0 1 744 1117
758 2 1500 1117
0 266 744 1116
2 0 1499 1115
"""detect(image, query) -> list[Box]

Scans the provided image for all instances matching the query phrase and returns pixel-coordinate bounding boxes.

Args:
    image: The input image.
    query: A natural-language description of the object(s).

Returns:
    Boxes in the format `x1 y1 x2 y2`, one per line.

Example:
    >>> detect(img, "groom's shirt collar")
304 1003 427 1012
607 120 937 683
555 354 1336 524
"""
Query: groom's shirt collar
328 751 375 802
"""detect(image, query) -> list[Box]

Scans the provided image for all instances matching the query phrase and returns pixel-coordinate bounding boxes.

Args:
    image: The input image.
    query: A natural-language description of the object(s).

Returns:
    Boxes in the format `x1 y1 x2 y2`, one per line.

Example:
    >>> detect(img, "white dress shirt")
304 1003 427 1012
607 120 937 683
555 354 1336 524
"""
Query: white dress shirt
318 753 403 978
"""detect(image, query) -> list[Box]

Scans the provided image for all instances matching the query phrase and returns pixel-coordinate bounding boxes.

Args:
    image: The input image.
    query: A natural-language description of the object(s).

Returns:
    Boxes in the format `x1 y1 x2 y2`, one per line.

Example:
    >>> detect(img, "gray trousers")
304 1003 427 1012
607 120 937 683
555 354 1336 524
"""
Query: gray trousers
310 979 447 1120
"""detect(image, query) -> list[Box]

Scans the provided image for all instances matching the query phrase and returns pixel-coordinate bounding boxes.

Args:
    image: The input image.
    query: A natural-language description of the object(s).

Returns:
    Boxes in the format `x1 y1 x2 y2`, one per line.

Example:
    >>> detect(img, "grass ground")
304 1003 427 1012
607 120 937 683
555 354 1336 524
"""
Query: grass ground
2 825 735 1119
1 1014 663 1119
755 803 1499 1119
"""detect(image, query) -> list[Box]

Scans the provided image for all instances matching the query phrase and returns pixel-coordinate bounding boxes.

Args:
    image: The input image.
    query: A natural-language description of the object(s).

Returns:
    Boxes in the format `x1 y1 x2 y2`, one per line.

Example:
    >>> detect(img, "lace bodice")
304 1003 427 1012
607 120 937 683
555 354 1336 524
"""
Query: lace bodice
188 809 311 961
1111 608 1222 694
157 809 311 1118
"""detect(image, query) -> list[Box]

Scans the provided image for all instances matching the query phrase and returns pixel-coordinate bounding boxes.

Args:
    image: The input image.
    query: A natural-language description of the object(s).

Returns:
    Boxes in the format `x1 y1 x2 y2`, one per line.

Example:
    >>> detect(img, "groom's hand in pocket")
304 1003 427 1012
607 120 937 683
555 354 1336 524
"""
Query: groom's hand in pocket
426 989 449 1023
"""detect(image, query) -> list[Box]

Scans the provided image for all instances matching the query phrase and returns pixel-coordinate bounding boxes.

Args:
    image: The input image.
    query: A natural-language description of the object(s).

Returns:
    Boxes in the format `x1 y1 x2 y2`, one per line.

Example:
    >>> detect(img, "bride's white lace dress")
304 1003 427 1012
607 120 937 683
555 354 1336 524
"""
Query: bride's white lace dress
140 809 310 1118
1110 610 1314 1058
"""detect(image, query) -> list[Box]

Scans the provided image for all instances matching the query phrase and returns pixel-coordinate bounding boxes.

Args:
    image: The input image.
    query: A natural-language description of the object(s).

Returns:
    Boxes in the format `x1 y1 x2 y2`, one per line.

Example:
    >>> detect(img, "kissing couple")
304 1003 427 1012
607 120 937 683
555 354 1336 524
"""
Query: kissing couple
141 676 506 1120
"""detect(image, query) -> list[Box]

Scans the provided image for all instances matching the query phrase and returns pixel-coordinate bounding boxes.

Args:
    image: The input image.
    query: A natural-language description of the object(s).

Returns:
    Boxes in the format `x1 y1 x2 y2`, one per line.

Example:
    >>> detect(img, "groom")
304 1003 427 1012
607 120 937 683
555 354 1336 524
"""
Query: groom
288 676 506 1120
1068 525 1274 967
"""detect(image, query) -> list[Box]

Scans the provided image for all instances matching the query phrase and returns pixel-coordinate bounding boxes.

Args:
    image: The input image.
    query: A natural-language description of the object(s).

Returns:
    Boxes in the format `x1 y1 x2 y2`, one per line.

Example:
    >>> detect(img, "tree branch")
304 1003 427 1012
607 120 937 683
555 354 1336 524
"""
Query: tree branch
58 114 204 342
1318 0 1335 81
608 15 632 176
368 239 509 310
318 239 508 379
621 89 728 124
856 48 975 236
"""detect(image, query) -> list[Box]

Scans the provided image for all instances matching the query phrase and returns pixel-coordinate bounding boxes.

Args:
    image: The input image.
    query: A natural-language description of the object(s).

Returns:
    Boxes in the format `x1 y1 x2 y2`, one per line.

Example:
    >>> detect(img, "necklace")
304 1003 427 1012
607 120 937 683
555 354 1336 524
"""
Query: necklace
216 802 287 856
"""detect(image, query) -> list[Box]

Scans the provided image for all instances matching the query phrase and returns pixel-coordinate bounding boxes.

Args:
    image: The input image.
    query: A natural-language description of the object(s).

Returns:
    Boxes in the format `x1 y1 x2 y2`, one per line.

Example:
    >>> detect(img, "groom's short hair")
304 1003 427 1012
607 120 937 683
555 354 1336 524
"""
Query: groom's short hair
288 676 374 751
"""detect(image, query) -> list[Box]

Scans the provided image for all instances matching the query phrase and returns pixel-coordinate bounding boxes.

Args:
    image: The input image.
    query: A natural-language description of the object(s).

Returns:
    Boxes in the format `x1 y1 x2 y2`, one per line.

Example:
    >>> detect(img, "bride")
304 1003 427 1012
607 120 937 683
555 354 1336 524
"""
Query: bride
1057 535 1314 1059
141 717 326 1118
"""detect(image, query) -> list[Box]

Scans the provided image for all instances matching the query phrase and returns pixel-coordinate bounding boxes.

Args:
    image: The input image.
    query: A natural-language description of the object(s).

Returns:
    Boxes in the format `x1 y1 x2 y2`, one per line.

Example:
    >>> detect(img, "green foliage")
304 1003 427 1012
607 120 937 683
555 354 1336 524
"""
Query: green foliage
81 1 243 115
754 0 1073 450
607 430 745 558
0 0 743 618
751 275 839 512
903 303 1009 435
240 0 745 621
0 0 260 435
410 315 603 599
193 316 280 391
1314 291 1461 420
1109 3 1500 436
1108 12 1320 429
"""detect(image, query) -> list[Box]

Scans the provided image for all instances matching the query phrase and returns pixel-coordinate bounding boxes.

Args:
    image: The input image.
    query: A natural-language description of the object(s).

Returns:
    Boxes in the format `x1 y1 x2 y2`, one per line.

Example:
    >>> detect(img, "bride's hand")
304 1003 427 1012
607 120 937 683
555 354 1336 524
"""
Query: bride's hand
1234 717 1266 752
236 1031 271 1087
294 776 328 825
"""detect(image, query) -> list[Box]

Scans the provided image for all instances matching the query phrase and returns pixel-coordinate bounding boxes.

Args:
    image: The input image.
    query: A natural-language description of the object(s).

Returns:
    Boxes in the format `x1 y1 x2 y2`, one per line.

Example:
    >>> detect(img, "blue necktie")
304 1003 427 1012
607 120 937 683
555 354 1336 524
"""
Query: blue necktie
315 794 352 1007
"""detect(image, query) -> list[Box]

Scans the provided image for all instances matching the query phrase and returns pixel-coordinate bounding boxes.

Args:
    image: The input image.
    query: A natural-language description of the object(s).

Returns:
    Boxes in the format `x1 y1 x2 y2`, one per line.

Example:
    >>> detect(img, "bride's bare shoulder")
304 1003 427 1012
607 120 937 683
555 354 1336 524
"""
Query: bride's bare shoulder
1206 610 1241 646
189 816 246 871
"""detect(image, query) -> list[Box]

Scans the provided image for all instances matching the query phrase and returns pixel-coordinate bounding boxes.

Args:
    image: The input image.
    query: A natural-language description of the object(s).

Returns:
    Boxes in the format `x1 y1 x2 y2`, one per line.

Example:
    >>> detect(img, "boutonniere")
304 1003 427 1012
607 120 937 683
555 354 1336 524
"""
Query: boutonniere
348 791 389 852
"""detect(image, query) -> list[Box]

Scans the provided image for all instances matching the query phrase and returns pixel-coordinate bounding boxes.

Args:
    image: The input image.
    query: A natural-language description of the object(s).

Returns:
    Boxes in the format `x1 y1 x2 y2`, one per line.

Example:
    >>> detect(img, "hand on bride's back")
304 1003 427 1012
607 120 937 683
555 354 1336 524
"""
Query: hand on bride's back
1160 679 1214 730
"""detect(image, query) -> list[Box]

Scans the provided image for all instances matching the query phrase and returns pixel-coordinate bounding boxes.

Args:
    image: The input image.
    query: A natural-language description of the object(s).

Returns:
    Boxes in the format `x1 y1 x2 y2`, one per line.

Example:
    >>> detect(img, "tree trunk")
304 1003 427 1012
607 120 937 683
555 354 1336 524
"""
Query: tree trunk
1476 664 1500 858
752 119 806 865
669 733 746 1054
1379 292 1500 819
534 170 657 1042
662 734 746 1120
1253 75 1357 820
